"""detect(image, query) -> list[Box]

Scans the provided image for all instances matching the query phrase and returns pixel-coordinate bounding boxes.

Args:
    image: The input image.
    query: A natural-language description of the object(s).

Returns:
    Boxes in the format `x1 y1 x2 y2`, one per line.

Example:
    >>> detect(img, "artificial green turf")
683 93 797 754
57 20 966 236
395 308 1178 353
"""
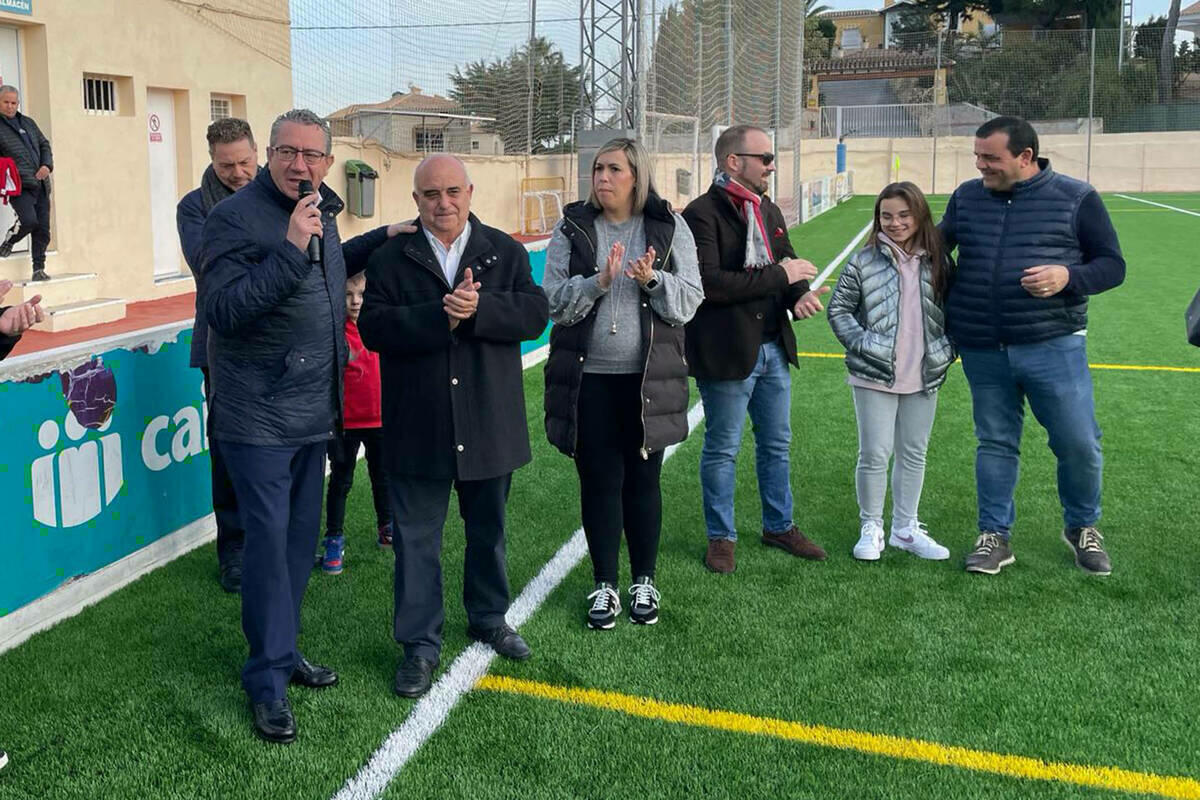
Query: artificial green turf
1 195 1197 800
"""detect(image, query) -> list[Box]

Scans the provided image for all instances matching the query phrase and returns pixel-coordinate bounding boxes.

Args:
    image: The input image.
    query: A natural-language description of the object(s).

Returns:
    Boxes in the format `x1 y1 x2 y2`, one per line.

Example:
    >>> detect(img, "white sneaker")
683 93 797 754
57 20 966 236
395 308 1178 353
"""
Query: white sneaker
852 520 885 561
889 522 950 560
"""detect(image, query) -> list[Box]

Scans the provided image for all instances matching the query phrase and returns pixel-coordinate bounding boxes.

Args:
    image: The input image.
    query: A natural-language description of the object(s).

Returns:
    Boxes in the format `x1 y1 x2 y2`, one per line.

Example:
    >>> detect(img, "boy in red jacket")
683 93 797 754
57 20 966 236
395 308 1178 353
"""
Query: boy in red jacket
321 272 392 574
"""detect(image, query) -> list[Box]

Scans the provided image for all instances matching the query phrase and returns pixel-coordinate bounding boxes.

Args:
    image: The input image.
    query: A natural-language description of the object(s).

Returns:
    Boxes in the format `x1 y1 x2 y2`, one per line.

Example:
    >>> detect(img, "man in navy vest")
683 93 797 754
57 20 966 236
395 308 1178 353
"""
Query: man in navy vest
941 116 1125 577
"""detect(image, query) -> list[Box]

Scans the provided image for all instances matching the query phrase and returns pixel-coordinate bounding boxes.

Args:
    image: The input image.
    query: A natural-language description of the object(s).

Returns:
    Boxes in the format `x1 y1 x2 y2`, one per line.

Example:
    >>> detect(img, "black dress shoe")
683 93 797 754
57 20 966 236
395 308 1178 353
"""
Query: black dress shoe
290 657 338 688
394 655 437 698
218 557 242 594
467 623 532 661
252 698 296 744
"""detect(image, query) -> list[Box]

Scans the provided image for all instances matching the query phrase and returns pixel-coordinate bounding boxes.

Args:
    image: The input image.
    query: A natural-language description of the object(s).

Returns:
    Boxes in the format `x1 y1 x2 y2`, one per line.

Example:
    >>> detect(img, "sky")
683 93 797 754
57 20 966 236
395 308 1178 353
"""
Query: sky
291 0 1194 116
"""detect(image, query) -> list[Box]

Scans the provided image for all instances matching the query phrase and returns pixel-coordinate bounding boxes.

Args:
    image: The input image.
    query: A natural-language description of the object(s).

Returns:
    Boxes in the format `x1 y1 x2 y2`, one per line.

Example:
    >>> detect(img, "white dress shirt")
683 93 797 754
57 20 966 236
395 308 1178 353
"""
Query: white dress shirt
423 221 472 287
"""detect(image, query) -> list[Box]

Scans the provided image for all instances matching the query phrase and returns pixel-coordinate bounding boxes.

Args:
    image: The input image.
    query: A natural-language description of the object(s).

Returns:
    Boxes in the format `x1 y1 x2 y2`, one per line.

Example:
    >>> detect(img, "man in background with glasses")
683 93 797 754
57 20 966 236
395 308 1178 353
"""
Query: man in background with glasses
201 108 410 744
683 124 830 575
176 117 259 595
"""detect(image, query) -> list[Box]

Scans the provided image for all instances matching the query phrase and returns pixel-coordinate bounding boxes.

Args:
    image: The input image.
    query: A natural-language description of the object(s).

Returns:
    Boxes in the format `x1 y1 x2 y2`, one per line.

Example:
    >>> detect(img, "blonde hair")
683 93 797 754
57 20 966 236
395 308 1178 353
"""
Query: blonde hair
587 137 655 215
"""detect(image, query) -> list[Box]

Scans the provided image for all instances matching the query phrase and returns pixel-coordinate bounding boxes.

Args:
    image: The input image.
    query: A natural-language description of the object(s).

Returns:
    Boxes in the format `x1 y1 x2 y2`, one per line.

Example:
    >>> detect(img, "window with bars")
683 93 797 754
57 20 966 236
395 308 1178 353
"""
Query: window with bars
83 75 118 115
414 128 445 152
210 95 232 121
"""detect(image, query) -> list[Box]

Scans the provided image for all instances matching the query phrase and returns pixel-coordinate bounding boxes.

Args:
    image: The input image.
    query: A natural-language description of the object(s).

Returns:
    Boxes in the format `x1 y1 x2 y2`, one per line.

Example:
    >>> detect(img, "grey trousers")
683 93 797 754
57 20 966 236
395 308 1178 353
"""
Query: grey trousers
851 385 939 529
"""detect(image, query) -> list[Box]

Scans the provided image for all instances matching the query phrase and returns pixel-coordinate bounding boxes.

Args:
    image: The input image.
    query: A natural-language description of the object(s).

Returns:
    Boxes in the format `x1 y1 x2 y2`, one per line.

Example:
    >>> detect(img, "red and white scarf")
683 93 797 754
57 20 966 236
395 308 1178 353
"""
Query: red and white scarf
716 171 773 270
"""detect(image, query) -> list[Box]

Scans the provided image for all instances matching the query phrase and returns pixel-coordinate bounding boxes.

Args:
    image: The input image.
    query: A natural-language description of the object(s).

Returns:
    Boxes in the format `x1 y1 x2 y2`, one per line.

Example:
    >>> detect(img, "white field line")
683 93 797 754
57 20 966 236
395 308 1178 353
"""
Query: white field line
811 220 873 289
332 213 870 800
331 401 707 800
1114 194 1200 218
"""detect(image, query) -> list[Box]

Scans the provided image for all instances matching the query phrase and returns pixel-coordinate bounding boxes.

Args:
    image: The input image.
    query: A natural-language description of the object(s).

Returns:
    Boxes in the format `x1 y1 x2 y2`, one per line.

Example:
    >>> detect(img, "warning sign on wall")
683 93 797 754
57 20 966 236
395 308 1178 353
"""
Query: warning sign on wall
148 113 162 143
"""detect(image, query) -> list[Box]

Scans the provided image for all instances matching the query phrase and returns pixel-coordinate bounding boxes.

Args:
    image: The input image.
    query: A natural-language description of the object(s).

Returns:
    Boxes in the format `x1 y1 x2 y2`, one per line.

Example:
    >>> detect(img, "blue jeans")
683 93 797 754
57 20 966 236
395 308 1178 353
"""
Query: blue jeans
697 341 794 541
959 334 1103 537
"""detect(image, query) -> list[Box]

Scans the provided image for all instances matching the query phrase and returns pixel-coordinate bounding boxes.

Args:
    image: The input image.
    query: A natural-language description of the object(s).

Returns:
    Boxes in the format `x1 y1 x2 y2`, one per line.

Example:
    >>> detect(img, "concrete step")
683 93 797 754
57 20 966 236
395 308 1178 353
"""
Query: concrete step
0 250 59 283
4 272 99 307
42 297 126 332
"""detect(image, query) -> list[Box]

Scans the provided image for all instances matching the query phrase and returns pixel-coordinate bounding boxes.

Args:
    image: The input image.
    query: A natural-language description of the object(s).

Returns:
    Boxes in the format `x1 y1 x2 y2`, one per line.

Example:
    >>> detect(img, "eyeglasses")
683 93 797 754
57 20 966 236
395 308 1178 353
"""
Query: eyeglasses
735 152 775 166
269 146 329 165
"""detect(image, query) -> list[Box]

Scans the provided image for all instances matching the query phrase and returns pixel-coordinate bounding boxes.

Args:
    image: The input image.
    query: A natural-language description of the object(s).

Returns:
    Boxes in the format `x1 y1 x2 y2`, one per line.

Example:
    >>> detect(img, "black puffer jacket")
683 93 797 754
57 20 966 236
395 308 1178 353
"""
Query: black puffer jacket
543 194 690 458
0 111 52 186
201 169 387 445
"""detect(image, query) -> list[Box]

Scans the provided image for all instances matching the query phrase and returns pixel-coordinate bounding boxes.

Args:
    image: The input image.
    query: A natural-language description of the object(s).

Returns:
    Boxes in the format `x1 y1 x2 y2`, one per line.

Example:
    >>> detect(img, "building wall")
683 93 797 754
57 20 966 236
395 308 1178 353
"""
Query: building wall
333 130 1200 241
0 0 291 301
828 14 886 50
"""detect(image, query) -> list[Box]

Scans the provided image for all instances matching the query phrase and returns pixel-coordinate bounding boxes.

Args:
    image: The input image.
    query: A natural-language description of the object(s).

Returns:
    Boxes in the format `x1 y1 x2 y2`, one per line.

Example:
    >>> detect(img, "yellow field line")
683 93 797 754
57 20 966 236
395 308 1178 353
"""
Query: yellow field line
476 675 1200 799
798 352 1200 374
1089 363 1200 373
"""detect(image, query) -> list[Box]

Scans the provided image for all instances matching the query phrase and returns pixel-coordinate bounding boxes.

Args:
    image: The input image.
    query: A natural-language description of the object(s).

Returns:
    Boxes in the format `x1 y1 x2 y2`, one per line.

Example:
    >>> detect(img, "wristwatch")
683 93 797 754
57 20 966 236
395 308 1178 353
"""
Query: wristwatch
642 274 660 291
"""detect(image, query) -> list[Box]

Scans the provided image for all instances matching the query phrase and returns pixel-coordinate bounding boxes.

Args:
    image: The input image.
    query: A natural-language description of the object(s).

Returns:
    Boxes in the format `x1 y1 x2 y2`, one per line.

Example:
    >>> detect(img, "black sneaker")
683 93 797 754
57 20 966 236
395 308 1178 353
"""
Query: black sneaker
0 239 12 258
31 269 51 282
1063 526 1112 576
628 576 660 625
964 532 1015 575
586 582 620 630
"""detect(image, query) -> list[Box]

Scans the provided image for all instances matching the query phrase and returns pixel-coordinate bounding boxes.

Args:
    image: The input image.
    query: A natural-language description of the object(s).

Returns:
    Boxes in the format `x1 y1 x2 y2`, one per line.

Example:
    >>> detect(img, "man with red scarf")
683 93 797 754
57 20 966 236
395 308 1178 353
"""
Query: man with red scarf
682 124 829 575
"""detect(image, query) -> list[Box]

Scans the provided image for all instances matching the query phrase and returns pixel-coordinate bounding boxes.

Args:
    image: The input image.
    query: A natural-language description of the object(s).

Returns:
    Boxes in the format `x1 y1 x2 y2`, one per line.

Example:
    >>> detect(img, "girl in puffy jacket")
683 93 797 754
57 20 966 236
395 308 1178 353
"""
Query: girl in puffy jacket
828 182 956 562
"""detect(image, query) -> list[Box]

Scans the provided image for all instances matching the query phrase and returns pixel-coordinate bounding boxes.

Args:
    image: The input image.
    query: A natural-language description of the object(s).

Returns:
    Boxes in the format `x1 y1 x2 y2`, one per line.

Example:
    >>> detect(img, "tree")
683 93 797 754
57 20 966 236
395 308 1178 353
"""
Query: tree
911 0 1117 31
890 7 939 50
648 0 810 130
448 37 581 154
1134 16 1167 60
1160 0 1182 103
908 0 986 31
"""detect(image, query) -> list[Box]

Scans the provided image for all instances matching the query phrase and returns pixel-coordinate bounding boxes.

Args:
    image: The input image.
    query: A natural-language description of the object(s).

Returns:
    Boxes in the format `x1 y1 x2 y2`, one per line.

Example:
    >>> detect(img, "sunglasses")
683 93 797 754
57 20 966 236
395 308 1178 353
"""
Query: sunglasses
735 152 775 166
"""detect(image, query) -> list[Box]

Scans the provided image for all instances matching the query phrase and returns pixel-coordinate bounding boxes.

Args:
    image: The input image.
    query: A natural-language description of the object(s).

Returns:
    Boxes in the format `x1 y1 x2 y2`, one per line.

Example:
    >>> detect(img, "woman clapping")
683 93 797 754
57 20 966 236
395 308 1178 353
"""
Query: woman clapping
543 138 703 629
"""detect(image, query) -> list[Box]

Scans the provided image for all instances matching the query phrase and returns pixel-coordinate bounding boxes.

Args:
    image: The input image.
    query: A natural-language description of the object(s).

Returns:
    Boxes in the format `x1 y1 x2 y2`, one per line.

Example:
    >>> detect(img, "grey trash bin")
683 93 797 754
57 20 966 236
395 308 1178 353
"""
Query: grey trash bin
345 159 378 218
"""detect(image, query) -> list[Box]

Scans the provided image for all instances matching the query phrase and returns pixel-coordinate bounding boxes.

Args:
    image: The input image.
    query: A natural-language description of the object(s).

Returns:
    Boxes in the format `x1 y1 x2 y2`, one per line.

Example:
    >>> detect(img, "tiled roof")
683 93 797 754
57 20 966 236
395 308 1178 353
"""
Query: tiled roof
327 89 460 120
818 8 880 18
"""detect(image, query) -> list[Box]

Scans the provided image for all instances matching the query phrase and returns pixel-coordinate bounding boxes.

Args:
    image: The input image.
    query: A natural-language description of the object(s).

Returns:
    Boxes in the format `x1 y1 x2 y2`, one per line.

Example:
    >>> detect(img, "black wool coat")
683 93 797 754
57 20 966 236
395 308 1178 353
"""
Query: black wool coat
682 183 810 381
357 214 550 481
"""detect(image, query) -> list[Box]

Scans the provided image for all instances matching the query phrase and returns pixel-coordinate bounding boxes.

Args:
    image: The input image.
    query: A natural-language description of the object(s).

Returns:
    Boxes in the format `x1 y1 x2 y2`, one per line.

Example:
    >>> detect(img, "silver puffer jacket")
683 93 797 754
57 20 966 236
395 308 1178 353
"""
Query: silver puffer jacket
827 242 956 392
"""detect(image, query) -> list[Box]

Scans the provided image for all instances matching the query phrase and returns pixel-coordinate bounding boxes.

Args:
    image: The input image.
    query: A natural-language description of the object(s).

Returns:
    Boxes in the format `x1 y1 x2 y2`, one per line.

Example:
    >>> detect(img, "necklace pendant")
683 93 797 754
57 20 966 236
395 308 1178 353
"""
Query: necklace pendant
609 322 618 334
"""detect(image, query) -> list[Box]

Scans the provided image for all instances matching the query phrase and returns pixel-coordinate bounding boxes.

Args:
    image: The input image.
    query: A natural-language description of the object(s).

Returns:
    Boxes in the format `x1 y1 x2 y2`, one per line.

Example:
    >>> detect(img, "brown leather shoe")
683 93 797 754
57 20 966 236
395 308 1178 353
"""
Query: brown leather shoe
704 539 736 573
762 526 827 561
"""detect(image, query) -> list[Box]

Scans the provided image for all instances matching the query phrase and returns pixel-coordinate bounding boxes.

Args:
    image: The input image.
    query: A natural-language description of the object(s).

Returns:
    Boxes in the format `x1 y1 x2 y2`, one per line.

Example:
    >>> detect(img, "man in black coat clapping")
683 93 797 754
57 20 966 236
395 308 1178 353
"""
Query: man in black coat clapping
358 154 549 699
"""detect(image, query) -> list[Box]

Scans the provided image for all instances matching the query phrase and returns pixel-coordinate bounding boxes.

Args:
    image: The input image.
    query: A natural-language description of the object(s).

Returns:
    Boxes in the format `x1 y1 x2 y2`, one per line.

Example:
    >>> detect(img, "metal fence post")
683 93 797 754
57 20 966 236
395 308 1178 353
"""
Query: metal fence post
1086 27 1096 184
725 0 733 126
793 0 805 225
932 30 941 194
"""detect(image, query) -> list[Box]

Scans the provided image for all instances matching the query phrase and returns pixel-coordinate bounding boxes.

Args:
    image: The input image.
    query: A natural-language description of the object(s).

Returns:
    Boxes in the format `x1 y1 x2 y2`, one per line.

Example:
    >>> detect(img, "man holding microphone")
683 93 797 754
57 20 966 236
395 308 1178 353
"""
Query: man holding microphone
202 109 407 743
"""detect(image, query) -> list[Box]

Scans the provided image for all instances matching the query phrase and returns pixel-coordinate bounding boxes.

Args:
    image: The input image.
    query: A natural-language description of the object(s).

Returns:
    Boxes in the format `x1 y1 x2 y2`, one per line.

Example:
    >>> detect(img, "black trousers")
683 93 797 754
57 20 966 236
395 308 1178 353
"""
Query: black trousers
390 473 512 662
221 440 327 702
202 369 245 565
4 181 51 269
575 372 665 585
325 427 392 536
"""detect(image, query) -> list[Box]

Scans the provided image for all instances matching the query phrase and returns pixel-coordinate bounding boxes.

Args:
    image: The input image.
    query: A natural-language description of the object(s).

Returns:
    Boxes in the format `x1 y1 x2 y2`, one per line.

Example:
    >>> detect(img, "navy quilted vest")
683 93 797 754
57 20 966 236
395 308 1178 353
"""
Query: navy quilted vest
945 161 1091 348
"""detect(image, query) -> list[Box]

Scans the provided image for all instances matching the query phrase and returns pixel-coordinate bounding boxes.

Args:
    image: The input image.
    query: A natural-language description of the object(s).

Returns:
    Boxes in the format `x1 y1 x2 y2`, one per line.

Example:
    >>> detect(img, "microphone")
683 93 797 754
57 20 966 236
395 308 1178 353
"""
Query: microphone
297 179 321 264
